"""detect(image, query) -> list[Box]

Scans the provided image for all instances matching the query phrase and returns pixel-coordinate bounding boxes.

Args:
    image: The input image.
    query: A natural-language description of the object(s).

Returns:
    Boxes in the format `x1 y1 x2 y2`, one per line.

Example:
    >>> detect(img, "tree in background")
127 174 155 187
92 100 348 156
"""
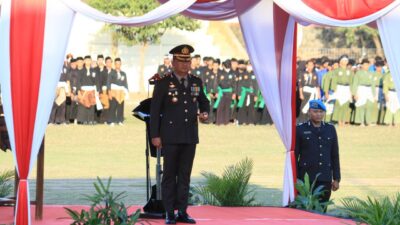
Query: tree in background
318 25 383 58
85 0 200 93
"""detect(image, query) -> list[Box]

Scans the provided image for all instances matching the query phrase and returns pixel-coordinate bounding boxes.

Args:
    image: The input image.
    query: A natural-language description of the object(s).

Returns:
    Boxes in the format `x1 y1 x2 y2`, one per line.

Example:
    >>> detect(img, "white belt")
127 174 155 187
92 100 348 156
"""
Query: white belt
335 85 352 106
57 81 70 94
81 85 96 91
388 91 400 113
110 83 129 100
110 83 126 91
302 86 317 113
57 81 67 88
355 86 374 107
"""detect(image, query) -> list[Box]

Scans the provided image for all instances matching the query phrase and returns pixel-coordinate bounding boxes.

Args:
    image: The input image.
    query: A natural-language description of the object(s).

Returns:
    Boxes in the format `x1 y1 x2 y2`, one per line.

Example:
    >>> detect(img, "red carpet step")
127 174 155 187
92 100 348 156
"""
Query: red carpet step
0 205 356 225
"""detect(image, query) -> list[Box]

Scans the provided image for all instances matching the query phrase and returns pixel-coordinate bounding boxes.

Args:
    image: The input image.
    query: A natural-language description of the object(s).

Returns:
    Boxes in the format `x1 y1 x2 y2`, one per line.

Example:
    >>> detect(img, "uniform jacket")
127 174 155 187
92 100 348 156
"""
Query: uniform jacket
295 121 341 182
150 73 210 144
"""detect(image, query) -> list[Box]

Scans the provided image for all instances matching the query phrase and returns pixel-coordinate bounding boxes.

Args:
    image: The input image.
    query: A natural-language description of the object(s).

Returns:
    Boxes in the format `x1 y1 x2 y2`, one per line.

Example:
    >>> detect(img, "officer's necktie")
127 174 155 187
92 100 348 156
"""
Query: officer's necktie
180 78 186 89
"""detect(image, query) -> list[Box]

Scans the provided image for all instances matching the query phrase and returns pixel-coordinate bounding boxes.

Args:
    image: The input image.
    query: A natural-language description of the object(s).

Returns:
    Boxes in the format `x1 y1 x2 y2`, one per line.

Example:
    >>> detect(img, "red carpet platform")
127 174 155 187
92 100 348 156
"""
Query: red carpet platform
0 205 356 225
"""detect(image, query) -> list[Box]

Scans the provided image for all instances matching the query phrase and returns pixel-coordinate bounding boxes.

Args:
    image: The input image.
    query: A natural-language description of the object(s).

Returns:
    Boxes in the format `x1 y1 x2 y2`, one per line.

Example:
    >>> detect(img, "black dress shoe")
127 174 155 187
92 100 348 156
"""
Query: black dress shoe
165 212 176 224
176 211 196 224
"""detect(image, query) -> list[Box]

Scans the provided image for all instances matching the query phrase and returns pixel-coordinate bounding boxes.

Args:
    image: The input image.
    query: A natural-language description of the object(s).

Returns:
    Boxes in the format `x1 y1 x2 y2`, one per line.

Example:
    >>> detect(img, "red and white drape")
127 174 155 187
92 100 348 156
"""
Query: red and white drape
1 0 400 224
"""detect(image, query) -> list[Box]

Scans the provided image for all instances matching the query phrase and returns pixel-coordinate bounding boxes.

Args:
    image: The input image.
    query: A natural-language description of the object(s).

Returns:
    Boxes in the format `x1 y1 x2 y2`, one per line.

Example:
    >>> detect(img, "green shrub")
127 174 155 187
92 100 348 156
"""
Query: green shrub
0 170 14 198
340 193 400 225
64 177 140 225
290 173 333 212
193 157 257 206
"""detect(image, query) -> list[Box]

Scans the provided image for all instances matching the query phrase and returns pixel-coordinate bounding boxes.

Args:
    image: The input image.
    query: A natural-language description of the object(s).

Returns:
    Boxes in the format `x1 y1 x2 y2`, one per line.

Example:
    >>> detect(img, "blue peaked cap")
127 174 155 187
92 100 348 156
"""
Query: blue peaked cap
309 99 326 111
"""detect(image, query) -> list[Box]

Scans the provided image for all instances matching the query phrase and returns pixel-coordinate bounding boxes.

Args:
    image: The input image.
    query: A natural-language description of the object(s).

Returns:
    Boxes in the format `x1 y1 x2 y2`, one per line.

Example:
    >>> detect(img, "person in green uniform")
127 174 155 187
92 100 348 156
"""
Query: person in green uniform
321 60 338 123
371 60 385 124
331 55 354 126
351 59 376 126
383 68 400 126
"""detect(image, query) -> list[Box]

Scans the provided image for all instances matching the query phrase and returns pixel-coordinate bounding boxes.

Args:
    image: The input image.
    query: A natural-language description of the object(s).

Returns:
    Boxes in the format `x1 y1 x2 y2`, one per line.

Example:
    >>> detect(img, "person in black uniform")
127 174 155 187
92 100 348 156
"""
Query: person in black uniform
150 44 210 224
236 60 256 125
208 58 220 123
230 58 239 122
66 58 78 124
295 100 341 207
107 58 128 125
190 56 202 78
298 60 320 123
157 55 172 77
76 55 97 125
95 54 107 123
49 67 68 124
215 60 236 125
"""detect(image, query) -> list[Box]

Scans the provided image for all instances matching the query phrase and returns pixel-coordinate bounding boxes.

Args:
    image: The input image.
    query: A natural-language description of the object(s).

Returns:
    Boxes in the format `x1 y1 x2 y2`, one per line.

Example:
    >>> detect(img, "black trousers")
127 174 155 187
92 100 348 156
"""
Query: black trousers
208 98 217 123
256 107 273 125
216 94 232 125
66 99 78 122
314 181 332 205
77 104 95 123
99 108 109 123
49 102 66 124
108 98 124 123
162 144 196 212
237 95 256 125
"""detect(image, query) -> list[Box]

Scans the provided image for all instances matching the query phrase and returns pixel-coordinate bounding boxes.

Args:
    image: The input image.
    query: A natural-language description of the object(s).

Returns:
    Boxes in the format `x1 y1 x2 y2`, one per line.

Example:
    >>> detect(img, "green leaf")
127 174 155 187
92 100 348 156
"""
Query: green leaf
193 158 257 206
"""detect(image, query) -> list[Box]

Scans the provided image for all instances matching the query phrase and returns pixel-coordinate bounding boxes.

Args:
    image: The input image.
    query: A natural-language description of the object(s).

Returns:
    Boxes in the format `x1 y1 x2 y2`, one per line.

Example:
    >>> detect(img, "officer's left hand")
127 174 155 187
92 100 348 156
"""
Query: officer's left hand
331 180 340 191
199 112 208 122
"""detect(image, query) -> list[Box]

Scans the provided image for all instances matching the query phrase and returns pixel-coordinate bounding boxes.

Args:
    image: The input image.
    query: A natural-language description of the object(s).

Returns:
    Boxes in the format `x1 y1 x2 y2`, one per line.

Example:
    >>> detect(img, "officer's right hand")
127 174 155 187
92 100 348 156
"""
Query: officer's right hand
152 137 162 149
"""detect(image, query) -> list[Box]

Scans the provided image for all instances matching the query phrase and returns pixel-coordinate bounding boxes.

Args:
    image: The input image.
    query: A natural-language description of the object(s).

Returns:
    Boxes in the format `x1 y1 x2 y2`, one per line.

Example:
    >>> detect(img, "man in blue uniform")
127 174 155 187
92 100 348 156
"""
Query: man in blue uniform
295 100 341 206
150 44 210 224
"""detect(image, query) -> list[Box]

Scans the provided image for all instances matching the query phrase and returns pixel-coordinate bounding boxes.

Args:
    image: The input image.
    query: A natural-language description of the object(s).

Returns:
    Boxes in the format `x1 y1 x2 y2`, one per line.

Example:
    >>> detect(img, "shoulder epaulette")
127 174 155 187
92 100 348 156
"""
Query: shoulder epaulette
161 73 173 80
190 74 200 79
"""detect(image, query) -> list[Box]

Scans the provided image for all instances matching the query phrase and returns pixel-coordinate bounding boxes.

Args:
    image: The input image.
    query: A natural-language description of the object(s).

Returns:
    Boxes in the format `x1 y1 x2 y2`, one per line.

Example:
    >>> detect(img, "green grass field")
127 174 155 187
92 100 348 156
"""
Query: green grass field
0 98 399 208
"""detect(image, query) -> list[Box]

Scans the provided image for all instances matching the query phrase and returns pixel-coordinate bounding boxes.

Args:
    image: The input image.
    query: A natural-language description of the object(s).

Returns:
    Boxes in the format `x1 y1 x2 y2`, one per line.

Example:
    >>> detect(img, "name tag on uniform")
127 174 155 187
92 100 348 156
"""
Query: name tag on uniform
303 131 312 134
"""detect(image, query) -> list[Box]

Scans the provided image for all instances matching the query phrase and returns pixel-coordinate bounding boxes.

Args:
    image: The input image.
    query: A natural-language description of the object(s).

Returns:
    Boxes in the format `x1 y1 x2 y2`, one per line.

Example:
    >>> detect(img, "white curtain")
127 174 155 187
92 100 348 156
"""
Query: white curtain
29 0 76 171
238 0 297 205
60 0 196 25
158 0 261 21
377 6 400 102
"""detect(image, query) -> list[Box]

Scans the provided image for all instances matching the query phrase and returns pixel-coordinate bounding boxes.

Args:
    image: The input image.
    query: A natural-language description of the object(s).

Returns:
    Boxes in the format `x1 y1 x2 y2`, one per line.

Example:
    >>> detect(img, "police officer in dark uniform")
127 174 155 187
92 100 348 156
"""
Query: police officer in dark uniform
295 100 341 207
150 44 210 224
